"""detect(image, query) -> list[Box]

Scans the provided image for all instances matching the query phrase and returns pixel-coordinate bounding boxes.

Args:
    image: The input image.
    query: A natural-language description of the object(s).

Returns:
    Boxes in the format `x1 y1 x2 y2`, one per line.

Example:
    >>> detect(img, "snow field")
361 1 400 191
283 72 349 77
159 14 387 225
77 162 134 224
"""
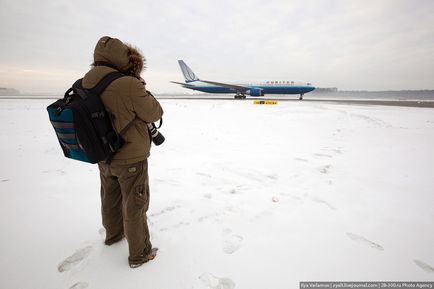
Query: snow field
0 99 433 289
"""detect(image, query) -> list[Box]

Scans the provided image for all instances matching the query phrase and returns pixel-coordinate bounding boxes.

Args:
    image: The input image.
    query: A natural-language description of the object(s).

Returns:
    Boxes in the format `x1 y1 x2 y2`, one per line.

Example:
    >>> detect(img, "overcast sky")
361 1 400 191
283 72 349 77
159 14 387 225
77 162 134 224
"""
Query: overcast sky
1 0 434 94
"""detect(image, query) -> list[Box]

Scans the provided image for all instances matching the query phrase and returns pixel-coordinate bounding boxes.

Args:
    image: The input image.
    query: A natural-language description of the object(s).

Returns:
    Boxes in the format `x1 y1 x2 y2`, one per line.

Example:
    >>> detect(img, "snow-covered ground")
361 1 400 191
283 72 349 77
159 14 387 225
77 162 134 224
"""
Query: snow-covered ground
0 99 433 289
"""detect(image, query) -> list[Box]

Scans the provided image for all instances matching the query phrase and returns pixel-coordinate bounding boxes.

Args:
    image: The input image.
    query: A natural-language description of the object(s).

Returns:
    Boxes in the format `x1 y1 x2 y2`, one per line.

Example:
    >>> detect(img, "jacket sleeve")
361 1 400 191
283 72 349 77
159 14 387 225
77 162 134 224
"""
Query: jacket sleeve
128 77 163 123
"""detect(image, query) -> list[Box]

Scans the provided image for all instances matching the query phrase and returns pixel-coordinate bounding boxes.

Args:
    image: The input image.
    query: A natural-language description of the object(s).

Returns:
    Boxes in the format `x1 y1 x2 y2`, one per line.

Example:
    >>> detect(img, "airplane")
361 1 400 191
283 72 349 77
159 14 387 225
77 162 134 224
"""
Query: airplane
171 60 315 100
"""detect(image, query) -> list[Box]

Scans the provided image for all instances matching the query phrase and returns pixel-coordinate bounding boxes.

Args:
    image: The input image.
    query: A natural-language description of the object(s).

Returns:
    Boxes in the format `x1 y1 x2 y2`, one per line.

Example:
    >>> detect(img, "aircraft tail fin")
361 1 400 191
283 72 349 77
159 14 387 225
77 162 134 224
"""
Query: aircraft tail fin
178 60 199 83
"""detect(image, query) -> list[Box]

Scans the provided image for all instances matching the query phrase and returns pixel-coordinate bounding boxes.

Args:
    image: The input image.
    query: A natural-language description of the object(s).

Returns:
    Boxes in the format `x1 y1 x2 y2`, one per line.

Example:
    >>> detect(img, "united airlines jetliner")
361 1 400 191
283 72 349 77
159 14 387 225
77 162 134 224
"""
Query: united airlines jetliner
171 60 315 100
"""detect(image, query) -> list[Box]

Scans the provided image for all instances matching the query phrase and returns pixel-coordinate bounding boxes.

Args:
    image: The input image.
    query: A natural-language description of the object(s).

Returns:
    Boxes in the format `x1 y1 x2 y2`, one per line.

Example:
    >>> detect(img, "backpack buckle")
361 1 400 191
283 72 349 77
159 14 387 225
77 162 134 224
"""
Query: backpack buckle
109 142 116 153
55 107 63 116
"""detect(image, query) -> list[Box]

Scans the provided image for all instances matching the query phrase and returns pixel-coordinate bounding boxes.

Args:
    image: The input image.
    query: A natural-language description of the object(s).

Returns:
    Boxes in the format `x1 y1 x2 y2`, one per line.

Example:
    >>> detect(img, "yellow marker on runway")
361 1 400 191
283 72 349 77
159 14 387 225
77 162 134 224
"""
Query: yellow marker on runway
253 100 279 105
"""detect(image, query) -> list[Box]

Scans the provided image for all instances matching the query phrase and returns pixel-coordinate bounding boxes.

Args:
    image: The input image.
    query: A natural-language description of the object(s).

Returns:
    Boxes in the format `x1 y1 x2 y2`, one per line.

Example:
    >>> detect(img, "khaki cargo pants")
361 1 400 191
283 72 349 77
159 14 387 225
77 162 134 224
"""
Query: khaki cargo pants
98 159 152 266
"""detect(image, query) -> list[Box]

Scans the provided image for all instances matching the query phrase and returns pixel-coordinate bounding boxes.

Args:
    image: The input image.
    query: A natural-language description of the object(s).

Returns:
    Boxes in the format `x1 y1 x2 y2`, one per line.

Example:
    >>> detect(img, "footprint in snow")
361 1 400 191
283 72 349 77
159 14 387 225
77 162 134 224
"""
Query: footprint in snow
155 178 179 186
267 174 278 180
199 272 236 289
203 193 213 199
223 234 243 254
229 189 238 195
160 221 190 232
319 165 331 174
414 260 434 273
222 228 232 236
197 172 212 178
314 153 332 158
346 232 384 251
58 246 93 272
312 197 336 210
150 205 181 217
41 169 66 175
69 282 89 289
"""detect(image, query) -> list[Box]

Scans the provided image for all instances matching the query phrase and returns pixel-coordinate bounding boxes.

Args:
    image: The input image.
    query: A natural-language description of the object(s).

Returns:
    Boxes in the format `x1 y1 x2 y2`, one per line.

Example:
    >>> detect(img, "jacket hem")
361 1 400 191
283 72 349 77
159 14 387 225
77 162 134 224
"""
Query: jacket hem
101 154 150 166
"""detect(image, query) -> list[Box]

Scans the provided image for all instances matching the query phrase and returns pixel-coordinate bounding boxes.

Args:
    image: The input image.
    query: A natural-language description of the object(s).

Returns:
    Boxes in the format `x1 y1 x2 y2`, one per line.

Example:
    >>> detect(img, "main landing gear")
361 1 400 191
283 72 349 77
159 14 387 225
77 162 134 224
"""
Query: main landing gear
234 93 246 99
299 94 304 100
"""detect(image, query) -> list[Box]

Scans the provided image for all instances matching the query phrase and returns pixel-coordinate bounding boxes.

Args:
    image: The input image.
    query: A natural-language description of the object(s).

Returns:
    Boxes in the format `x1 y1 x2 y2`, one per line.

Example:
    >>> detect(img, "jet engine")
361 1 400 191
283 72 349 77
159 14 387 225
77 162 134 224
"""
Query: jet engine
248 88 264 96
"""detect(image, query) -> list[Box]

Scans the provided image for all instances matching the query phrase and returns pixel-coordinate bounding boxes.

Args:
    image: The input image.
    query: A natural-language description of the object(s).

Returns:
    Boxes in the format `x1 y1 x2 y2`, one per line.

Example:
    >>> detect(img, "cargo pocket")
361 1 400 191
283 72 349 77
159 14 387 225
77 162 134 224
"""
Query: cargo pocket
135 185 147 207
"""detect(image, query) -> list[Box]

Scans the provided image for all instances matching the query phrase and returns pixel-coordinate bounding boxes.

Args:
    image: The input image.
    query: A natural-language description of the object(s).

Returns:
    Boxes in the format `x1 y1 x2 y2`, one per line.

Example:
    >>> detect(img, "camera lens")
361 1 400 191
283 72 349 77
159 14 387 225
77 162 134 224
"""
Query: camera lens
147 123 165 146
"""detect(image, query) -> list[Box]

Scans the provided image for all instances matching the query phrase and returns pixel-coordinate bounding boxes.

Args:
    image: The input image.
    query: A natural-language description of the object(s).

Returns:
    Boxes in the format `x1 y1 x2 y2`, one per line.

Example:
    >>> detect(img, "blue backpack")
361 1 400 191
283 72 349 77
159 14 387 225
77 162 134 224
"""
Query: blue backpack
47 72 135 164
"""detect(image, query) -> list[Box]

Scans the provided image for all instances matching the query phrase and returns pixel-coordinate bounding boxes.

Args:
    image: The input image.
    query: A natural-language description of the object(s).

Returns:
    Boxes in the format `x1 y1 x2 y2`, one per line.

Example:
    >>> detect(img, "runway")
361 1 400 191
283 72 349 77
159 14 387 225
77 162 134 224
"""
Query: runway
2 96 434 108
157 96 434 108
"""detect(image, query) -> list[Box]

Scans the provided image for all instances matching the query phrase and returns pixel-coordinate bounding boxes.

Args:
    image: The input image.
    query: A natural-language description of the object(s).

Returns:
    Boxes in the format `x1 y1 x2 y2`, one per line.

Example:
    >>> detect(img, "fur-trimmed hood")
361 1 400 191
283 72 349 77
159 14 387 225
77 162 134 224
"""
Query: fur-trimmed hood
93 36 145 78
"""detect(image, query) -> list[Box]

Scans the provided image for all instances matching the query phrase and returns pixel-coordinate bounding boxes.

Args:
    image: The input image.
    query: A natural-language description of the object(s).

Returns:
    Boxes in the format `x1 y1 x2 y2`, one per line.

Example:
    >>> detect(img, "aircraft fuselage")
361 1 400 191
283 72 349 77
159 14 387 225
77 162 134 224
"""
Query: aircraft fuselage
188 82 315 95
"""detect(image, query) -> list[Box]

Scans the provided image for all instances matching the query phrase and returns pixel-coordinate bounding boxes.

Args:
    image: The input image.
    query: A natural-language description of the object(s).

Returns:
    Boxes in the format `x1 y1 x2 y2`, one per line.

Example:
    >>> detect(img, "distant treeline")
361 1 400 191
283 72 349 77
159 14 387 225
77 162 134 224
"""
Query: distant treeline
312 88 434 100
0 88 20 96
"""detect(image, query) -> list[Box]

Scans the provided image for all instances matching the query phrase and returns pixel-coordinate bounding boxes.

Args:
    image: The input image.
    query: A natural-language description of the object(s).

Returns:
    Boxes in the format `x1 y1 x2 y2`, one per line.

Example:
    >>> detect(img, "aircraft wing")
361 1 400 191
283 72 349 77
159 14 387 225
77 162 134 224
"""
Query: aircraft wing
170 81 195 87
199 80 250 92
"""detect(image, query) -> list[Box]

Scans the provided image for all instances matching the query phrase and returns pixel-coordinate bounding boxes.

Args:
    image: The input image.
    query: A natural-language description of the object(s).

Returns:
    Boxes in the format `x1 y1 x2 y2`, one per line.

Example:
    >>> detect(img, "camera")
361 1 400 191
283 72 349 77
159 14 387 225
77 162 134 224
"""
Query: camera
143 90 165 145
147 122 165 146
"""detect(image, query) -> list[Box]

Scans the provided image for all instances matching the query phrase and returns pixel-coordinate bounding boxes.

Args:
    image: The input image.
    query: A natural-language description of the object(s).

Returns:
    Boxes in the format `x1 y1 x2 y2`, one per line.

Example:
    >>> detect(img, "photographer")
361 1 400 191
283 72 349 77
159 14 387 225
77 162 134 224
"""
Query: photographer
81 36 163 268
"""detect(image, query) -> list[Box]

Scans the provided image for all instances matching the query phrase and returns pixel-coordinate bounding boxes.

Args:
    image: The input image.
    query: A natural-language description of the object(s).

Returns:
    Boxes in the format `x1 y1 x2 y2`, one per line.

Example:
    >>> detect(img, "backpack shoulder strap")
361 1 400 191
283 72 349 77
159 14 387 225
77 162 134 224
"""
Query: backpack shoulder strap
72 78 83 89
119 115 138 137
63 78 83 99
90 71 126 95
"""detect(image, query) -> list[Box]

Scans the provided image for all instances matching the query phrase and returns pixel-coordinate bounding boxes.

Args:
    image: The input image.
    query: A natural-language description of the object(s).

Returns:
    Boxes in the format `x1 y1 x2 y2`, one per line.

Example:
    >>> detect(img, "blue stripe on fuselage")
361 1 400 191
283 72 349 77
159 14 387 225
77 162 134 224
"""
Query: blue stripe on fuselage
186 85 315 95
